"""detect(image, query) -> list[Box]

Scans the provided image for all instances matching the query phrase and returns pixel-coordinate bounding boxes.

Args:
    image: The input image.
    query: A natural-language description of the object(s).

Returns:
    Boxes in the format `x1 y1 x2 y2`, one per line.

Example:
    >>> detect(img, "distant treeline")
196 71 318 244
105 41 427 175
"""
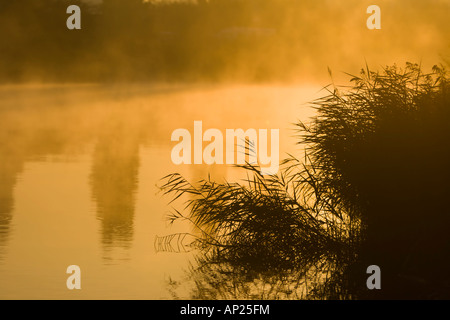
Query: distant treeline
0 0 449 83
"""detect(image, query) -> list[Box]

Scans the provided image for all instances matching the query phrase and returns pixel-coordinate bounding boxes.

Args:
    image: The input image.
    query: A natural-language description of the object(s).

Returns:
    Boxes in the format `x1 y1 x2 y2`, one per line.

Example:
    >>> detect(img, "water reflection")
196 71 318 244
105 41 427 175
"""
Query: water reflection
167 254 348 300
0 84 318 298
0 85 149 263
0 103 28 259
0 156 22 260
90 120 140 258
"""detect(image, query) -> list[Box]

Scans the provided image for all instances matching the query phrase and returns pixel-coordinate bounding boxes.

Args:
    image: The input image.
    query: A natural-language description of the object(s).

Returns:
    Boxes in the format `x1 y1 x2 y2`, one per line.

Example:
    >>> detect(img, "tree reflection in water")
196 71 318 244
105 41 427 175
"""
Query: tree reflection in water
160 63 450 299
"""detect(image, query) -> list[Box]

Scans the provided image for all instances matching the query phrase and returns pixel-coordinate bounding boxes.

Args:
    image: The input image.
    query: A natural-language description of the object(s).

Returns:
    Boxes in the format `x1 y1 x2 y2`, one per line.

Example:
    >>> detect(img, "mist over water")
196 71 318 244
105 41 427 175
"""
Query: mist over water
0 0 448 299
0 0 448 83
0 84 320 298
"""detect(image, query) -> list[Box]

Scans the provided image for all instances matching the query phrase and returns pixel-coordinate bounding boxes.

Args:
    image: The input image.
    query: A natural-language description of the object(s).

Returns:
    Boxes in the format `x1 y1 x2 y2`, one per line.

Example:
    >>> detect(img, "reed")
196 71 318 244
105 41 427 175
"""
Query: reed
160 62 450 299
160 155 360 298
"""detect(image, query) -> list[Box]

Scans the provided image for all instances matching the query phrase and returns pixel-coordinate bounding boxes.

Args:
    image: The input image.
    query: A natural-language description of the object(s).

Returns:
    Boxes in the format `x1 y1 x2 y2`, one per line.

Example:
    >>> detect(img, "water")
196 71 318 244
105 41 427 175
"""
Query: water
0 83 320 299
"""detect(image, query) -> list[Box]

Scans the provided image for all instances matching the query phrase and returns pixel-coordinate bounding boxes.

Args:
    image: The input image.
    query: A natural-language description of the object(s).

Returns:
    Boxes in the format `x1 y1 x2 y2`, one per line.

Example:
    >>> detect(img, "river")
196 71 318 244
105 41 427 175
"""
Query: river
0 83 321 299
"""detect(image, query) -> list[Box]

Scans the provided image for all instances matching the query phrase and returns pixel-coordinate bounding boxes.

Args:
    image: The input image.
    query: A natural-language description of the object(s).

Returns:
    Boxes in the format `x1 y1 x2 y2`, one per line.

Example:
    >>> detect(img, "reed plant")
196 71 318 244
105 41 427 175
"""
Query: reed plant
160 62 450 299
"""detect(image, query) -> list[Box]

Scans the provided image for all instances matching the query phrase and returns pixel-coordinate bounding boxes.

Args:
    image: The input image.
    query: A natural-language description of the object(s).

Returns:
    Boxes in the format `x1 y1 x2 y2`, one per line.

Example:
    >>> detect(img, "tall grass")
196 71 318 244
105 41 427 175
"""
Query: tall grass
160 153 361 299
160 62 450 299
299 62 450 298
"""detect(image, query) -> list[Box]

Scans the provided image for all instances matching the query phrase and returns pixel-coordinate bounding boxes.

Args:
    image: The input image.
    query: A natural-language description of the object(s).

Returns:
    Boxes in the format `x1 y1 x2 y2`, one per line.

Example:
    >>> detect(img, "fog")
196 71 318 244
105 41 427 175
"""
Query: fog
0 0 449 299
0 0 448 84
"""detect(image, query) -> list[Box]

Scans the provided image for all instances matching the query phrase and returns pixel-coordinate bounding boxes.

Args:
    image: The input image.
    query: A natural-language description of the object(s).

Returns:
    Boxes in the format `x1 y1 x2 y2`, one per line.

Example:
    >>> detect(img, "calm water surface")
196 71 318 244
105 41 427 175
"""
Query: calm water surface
0 83 320 299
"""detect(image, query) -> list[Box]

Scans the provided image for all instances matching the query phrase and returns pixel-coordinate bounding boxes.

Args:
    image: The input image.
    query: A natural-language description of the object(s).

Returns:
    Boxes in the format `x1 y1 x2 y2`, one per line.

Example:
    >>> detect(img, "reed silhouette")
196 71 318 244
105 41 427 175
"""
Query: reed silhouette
300 62 450 299
1 0 448 83
160 63 450 299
